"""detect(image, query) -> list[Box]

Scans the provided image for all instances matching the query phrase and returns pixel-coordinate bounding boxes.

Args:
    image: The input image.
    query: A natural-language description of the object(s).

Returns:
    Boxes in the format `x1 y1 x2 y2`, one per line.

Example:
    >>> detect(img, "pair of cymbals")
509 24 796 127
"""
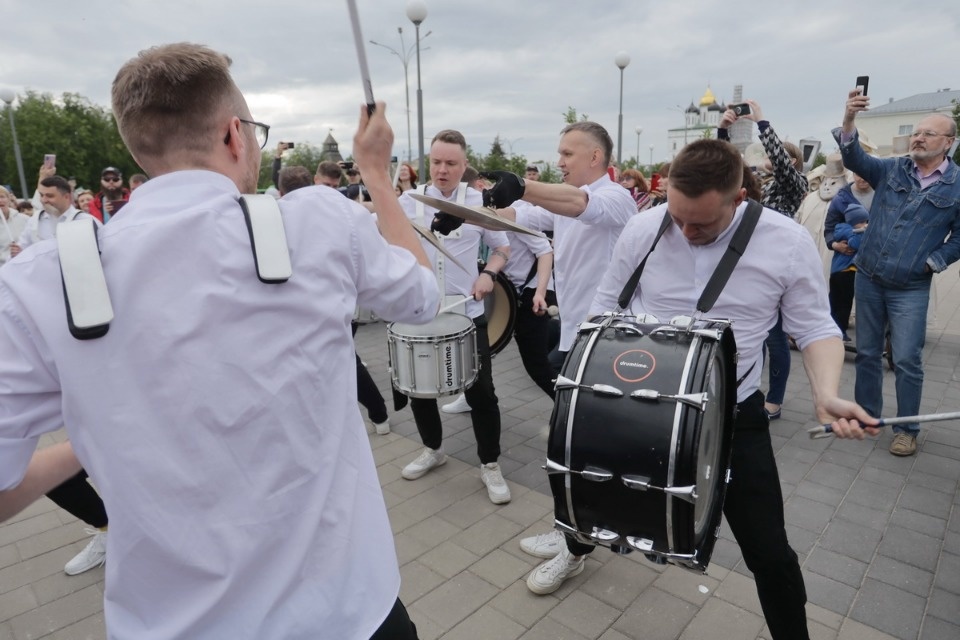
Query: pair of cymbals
409 193 542 237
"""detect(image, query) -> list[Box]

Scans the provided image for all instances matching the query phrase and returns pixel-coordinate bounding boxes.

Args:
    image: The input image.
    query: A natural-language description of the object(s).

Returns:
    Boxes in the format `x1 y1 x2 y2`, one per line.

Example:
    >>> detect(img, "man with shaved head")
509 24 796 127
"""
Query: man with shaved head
838 90 960 456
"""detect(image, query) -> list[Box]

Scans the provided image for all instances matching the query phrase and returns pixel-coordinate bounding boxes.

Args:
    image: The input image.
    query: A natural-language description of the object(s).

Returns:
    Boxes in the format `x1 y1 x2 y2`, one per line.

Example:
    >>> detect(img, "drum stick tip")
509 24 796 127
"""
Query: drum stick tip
547 305 559 317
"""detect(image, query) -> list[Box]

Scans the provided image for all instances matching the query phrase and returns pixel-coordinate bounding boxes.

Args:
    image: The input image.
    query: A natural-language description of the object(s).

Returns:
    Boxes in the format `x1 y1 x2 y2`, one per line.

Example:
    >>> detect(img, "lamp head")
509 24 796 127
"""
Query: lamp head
406 0 428 25
0 88 15 105
614 52 630 70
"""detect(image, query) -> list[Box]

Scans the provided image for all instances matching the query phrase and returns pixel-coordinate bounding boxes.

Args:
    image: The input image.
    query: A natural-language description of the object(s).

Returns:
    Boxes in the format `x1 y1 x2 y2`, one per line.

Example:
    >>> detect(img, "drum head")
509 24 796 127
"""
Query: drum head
483 273 517 355
390 312 473 339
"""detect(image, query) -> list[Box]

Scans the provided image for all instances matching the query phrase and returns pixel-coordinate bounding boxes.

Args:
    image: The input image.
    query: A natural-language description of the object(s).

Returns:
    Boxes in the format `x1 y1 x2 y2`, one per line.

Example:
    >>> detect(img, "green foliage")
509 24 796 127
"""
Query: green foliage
812 152 827 169
0 91 137 198
562 106 589 125
257 143 327 190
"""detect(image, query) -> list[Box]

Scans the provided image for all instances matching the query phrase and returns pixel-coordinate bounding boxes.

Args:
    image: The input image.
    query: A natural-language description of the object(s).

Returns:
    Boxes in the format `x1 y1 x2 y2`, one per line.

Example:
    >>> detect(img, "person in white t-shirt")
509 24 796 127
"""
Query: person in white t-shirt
0 42 438 640
9 175 98 258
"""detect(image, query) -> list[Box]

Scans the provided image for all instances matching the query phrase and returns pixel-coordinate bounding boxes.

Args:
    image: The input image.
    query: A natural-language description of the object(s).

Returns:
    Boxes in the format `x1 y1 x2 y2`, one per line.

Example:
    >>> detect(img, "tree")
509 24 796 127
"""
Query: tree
257 142 326 190
0 91 137 198
812 152 827 170
562 106 589 125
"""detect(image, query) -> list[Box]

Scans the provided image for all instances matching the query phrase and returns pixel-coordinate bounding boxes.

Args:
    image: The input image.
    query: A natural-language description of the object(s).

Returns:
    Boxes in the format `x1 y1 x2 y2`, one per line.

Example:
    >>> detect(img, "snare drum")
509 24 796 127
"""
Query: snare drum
546 314 736 572
387 313 479 398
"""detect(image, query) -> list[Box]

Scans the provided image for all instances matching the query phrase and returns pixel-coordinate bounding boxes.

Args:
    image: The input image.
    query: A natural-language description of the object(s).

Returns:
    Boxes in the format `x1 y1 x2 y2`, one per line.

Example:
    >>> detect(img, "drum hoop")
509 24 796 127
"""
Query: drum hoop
666 331 704 555
561 314 613 535
486 273 518 355
387 327 474 342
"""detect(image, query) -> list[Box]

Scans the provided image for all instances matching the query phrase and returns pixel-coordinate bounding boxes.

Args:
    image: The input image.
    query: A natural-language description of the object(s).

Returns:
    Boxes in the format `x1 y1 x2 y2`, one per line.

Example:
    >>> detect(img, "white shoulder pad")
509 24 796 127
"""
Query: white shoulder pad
57 219 113 340
239 194 292 283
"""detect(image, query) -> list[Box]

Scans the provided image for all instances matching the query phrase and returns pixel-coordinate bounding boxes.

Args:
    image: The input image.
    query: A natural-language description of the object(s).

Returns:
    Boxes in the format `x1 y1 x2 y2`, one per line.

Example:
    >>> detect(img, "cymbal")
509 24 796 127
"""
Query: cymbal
409 193 542 236
410 221 472 274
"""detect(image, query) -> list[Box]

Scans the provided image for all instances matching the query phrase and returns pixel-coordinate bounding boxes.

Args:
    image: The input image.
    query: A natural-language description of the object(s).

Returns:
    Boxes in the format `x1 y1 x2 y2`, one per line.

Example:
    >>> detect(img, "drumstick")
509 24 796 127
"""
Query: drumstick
438 296 472 315
807 410 960 439
346 0 376 114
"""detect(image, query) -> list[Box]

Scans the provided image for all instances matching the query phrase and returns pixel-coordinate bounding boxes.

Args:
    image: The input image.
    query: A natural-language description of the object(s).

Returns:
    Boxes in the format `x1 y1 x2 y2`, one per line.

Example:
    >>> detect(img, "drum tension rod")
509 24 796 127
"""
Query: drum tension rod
554 375 624 397
543 458 613 482
629 389 708 410
622 474 698 504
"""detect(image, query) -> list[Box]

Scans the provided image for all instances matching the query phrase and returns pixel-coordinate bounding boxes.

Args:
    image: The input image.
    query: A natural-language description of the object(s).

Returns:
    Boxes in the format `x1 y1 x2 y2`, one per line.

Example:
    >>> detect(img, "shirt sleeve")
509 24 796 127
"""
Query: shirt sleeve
578 184 634 229
779 227 842 347
0 283 64 491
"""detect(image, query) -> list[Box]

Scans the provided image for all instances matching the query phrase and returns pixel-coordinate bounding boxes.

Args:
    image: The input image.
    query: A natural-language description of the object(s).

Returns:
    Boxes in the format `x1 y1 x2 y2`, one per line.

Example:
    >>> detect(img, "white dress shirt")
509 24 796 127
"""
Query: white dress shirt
590 202 840 402
399 184 509 319
517 175 634 350
16 206 98 251
502 202 554 291
0 170 439 639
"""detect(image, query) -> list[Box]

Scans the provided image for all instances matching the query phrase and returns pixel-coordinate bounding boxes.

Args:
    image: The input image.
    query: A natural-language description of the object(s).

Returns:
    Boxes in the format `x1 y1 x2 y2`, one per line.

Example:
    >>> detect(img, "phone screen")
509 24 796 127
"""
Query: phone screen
43 154 56 169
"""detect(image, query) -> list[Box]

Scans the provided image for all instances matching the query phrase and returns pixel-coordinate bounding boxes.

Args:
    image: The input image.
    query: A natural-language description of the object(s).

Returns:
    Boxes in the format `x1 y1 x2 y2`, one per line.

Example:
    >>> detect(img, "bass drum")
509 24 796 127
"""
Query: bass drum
482 271 518 355
546 314 736 572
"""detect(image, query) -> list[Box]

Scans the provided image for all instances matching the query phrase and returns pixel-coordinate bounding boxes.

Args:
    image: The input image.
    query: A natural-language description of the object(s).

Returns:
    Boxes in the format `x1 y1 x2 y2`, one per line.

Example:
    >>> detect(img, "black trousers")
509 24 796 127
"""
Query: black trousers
513 288 556 399
370 598 418 639
46 470 109 529
353 322 388 424
564 390 809 640
410 316 501 463
829 269 856 334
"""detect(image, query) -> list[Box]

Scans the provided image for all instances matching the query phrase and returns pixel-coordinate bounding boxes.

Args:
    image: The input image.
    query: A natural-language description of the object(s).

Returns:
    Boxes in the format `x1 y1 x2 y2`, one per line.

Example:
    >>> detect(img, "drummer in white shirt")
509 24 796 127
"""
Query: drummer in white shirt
481 121 635 371
0 187 29 265
506 139 877 639
0 42 437 640
396 129 514 505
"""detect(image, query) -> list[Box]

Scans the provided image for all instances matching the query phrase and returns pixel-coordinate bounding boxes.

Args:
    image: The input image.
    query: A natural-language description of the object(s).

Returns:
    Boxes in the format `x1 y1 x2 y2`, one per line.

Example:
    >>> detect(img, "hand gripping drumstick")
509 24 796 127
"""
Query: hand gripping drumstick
807 410 960 439
346 0 376 114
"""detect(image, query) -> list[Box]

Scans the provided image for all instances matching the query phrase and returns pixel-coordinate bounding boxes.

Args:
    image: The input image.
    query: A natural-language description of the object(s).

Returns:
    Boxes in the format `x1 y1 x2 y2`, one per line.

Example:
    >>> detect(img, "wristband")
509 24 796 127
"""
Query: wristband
481 269 497 281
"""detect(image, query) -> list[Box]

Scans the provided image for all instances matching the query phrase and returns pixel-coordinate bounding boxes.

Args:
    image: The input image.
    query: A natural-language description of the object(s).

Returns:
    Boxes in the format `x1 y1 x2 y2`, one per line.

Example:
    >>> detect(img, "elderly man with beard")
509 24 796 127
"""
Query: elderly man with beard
837 89 960 456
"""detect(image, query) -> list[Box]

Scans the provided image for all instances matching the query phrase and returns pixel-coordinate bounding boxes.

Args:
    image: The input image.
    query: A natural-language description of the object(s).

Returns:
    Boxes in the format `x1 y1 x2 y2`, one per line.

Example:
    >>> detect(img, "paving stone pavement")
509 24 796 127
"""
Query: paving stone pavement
3 264 960 639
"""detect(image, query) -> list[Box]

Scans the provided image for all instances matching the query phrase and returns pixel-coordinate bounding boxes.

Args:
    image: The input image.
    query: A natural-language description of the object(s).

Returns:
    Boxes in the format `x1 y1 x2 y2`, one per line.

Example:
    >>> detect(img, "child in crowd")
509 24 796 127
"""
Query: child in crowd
829 202 869 342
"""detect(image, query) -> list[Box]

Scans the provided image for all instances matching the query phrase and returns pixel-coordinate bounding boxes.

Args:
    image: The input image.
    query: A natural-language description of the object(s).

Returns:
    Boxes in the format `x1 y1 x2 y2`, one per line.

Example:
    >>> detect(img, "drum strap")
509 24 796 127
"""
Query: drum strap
616 199 763 313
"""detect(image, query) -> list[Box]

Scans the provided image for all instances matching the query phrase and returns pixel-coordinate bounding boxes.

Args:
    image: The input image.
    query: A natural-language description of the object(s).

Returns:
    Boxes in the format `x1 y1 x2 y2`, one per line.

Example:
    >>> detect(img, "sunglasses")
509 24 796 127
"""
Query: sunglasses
103 176 121 183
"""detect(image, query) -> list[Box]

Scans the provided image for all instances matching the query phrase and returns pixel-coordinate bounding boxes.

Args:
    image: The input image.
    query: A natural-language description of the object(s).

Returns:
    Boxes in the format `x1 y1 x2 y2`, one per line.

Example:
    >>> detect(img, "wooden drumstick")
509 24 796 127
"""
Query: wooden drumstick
807 410 960 439
438 296 473 315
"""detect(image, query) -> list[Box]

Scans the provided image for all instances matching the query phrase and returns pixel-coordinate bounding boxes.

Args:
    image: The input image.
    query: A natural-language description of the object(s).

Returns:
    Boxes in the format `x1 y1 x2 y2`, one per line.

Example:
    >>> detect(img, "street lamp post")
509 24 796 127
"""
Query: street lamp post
649 144 654 169
635 126 643 165
370 27 431 165
0 88 29 200
614 52 630 166
406 0 428 180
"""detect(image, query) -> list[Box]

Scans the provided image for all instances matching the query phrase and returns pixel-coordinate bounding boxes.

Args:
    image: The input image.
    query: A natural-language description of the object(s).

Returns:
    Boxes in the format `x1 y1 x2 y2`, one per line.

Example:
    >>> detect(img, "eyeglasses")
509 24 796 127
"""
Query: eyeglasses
223 118 271 150
910 130 954 139
102 176 121 183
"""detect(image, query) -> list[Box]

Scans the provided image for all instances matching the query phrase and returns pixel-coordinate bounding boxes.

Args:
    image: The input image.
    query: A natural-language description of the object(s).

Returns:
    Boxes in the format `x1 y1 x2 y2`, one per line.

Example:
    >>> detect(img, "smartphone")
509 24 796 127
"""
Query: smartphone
732 103 751 117
43 154 56 169
856 75 869 97
286 142 295 149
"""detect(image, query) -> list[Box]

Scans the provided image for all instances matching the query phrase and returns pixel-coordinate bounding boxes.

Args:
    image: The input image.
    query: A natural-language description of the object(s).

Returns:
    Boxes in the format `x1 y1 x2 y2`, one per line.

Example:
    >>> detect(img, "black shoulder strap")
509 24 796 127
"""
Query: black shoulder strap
616 211 672 310
696 199 763 313
615 200 764 313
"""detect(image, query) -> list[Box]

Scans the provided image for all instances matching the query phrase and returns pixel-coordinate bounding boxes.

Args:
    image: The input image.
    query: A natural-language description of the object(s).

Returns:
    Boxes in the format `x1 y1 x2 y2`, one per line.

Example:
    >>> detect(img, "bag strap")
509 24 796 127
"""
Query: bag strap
57 219 113 340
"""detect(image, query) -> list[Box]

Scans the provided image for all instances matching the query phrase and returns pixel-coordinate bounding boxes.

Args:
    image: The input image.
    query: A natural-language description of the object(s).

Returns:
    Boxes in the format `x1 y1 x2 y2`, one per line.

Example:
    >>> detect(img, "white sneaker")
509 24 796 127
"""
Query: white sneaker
480 463 511 504
373 418 390 435
402 447 447 480
520 529 565 558
65 529 107 575
441 394 471 414
526 547 584 595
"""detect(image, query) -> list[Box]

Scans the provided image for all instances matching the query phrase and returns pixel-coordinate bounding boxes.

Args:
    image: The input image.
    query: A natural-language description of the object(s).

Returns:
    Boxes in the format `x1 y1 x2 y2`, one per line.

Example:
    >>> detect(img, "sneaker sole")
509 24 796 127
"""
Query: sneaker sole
487 489 511 505
401 457 446 480
526 561 584 595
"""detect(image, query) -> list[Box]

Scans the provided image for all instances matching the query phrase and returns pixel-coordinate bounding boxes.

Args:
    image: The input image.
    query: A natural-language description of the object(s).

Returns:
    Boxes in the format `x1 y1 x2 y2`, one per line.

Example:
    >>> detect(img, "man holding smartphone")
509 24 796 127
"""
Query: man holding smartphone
89 166 130 223
836 84 960 456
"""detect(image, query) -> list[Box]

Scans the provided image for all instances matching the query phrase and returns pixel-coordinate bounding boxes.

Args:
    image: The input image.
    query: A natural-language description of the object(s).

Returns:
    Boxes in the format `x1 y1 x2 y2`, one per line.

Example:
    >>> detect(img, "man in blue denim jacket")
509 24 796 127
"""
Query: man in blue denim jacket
834 88 960 456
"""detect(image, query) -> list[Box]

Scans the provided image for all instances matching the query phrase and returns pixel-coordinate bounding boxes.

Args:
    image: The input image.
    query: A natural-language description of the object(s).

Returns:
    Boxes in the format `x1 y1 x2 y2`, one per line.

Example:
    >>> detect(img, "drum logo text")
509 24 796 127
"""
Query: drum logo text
444 344 454 386
613 349 656 383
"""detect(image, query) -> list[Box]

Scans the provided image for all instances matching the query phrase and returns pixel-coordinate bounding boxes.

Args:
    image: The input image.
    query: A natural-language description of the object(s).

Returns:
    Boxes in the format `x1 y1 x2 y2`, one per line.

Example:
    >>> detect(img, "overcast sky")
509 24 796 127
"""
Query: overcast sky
2 1 958 168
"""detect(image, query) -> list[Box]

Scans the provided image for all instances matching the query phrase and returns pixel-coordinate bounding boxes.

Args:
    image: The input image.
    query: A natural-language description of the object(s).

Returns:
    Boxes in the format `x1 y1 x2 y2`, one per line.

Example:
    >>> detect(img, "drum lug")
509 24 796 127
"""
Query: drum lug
543 458 613 482
621 474 651 491
589 384 623 397
664 485 698 504
588 527 620 543
612 323 643 336
691 328 724 341
554 375 578 390
630 389 708 410
577 321 604 333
